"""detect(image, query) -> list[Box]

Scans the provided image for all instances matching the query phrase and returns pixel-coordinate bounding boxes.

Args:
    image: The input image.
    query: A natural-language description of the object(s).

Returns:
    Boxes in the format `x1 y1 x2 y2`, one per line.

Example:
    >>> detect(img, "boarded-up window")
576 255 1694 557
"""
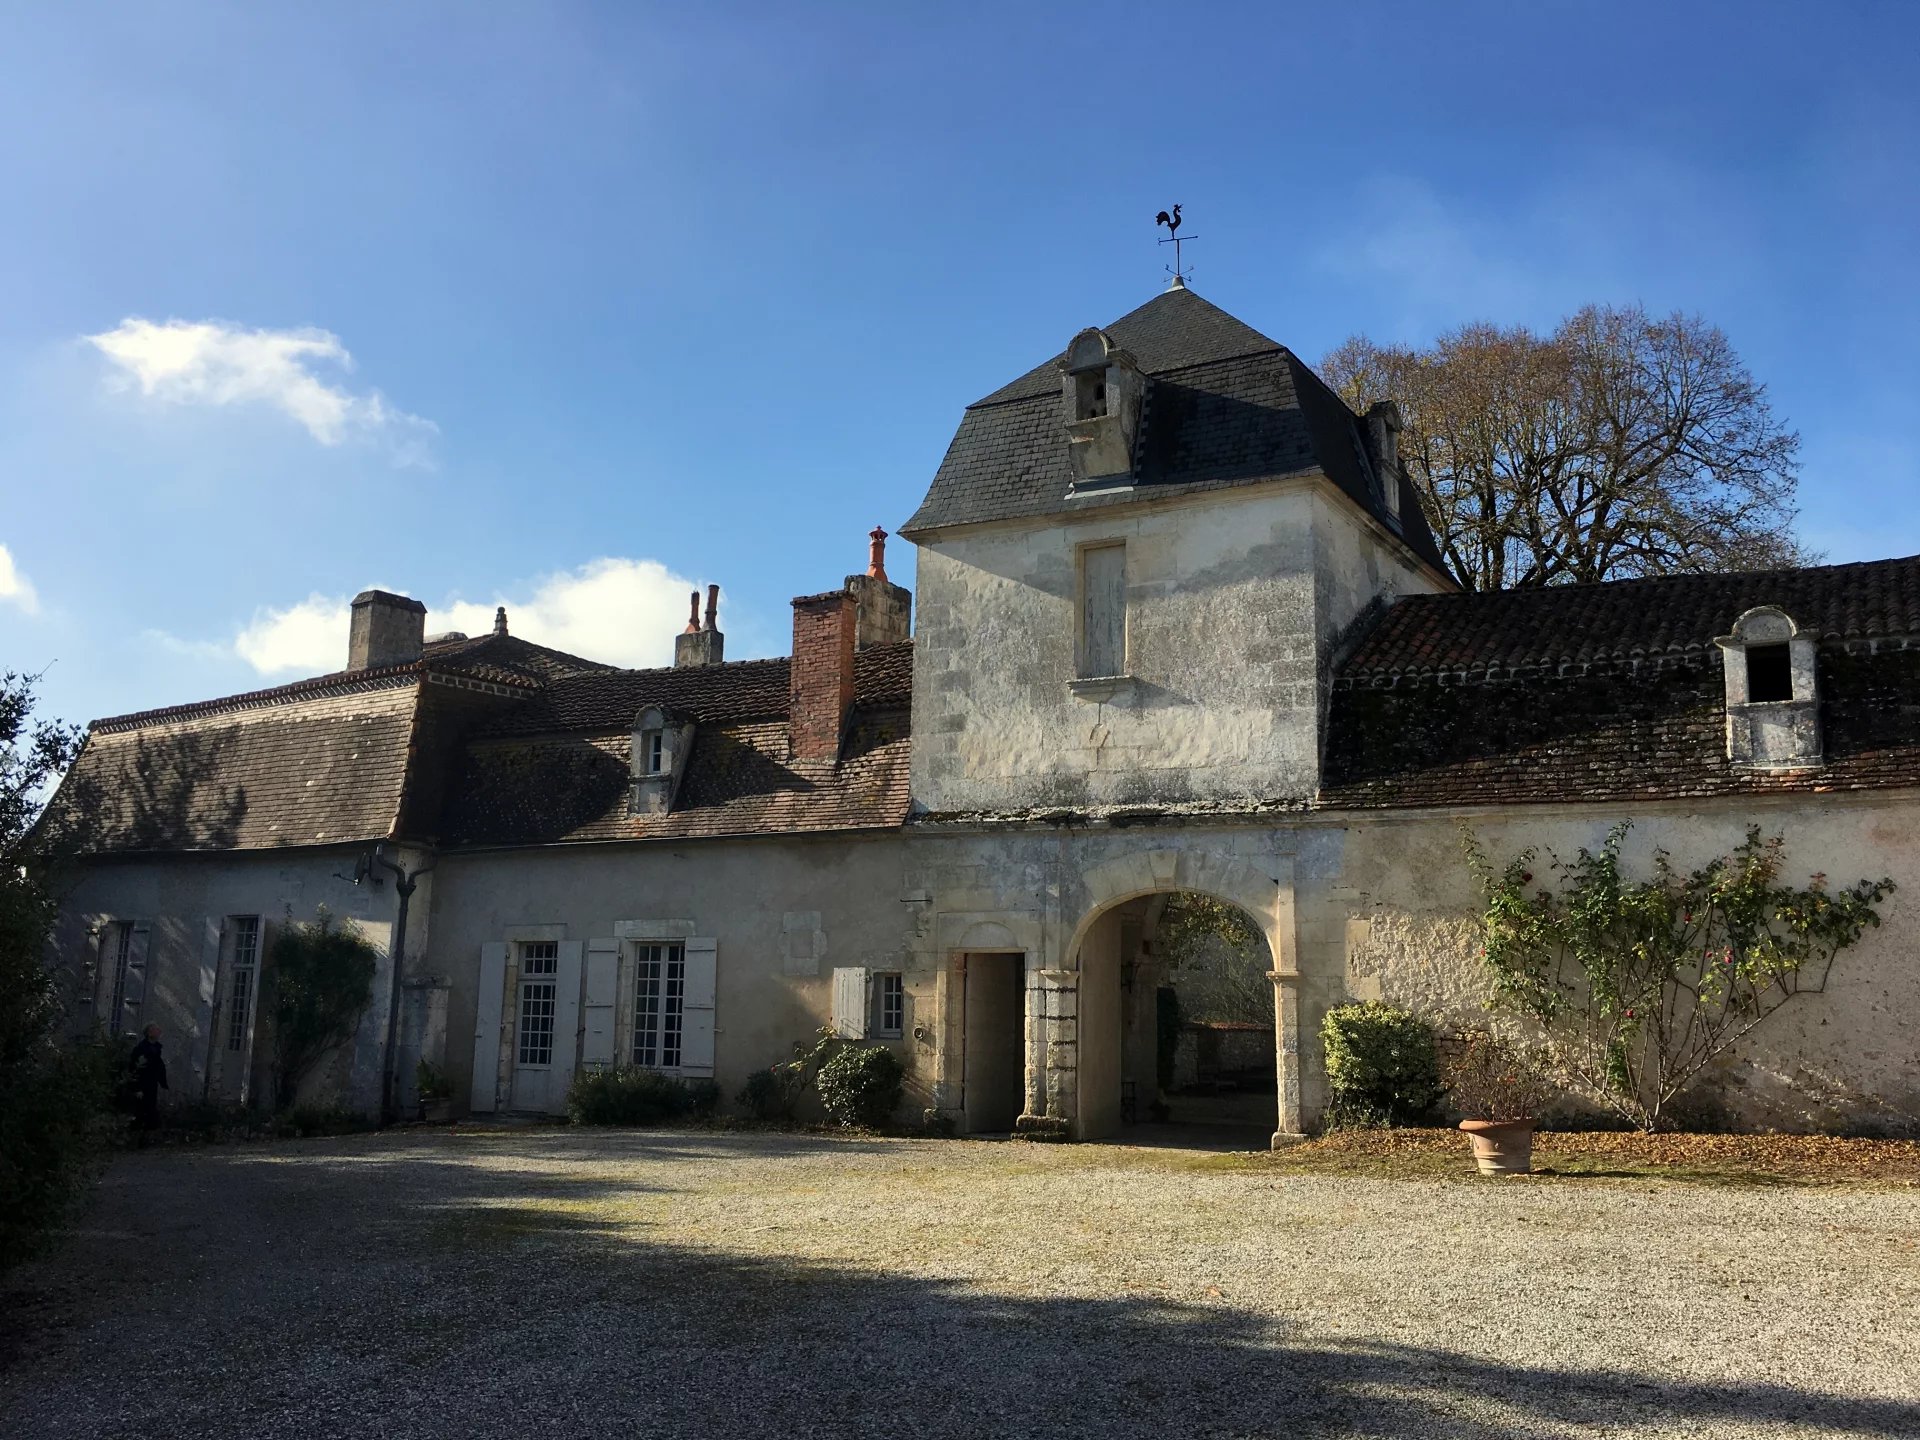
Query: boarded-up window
1080 542 1127 678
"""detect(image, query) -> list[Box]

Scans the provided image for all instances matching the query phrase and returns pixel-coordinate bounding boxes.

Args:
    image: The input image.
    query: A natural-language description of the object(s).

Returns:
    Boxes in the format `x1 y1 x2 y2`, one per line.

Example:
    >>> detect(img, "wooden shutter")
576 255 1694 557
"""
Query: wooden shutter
680 938 717 1077
1080 543 1126 678
548 941 585 1113
471 942 508 1113
123 925 151 1027
239 917 269 1108
580 939 619 1069
831 966 869 1040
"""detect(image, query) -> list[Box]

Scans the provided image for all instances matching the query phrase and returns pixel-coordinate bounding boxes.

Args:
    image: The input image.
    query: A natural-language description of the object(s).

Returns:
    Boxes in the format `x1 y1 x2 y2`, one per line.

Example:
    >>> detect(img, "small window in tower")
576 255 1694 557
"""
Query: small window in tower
1746 643 1793 703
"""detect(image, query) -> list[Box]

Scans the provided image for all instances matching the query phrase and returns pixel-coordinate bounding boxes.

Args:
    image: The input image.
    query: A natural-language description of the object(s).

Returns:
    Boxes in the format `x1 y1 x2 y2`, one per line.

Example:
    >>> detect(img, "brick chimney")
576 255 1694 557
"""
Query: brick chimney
789 588 855 761
674 584 724 667
845 526 912 650
347 590 426 671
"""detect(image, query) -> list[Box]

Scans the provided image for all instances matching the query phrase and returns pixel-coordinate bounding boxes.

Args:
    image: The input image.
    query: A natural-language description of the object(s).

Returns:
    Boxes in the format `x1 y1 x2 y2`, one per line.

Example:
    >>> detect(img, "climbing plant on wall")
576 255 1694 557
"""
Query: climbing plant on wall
266 909 378 1112
1463 822 1893 1131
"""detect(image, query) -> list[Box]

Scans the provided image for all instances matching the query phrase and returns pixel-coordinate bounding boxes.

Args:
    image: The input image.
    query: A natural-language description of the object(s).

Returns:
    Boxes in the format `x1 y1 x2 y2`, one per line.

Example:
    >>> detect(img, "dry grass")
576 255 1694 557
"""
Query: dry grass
1195 1127 1920 1187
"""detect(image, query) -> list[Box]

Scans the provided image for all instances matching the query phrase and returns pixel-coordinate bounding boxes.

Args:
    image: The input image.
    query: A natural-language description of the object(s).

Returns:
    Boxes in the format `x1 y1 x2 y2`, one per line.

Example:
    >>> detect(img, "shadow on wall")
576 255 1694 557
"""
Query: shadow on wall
5 1132 1913 1440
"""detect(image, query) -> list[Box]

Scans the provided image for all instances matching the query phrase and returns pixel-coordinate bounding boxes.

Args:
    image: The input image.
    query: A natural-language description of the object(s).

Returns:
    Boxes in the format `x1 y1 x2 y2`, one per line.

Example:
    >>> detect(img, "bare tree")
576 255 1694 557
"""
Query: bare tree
1322 306 1810 591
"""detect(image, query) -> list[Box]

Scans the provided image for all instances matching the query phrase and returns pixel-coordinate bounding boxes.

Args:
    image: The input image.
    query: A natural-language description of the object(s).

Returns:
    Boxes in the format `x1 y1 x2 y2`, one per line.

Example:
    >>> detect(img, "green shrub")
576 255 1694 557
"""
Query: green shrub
816 1045 904 1129
415 1059 452 1101
266 909 378 1111
1320 1001 1443 1129
737 1028 846 1123
566 1067 718 1126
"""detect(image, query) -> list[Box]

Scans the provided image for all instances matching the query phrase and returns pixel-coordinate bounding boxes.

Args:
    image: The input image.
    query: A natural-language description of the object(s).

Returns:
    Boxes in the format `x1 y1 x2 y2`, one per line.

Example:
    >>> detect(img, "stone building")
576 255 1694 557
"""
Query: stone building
50 283 1920 1138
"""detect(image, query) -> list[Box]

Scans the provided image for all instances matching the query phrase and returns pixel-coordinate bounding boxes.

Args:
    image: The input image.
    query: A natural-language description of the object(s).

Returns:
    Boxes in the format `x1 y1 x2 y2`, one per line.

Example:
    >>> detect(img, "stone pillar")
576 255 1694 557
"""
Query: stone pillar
1268 969 1304 1145
1015 965 1075 1139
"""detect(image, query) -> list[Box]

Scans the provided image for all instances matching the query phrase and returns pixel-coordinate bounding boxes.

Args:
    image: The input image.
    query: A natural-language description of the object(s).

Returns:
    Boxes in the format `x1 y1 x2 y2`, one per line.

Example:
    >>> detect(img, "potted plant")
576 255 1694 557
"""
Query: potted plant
415 1059 454 1123
1443 1030 1556 1175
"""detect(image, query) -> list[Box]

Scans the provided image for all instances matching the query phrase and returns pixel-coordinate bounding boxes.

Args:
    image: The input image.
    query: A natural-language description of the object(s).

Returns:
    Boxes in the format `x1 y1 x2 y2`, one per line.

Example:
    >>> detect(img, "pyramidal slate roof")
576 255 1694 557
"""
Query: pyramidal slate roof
902 285 1448 575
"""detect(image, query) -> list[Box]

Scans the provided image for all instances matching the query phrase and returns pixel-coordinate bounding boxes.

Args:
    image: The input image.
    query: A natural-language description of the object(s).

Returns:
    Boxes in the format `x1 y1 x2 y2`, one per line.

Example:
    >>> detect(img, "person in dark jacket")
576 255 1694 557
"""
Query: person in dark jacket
130 1023 168 1138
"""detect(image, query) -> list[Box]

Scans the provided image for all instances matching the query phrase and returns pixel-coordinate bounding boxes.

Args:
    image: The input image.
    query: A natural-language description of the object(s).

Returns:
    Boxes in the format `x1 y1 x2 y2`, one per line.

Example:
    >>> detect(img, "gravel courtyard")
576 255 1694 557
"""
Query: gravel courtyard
3 1128 1917 1440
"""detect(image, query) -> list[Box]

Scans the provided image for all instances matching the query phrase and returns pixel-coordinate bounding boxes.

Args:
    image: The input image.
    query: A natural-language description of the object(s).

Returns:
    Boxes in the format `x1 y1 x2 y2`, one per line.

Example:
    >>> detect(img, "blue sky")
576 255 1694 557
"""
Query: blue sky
5 2 1919 729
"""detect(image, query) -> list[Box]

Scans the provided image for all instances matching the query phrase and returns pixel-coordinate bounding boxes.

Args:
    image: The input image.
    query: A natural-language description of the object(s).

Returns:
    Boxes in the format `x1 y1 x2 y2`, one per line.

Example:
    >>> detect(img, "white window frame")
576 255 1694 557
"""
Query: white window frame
103 920 134 1031
517 941 560 1068
225 915 261 1053
632 940 687 1070
643 729 666 775
872 971 905 1039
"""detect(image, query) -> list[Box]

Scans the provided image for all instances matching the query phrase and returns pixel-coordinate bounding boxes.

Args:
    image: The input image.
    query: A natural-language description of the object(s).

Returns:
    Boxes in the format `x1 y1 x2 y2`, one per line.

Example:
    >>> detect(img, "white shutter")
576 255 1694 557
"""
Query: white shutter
548 941 585 1114
123 925 151 1026
680 937 717 1077
581 939 619 1069
471 942 508 1113
195 919 222 1097
831 966 869 1040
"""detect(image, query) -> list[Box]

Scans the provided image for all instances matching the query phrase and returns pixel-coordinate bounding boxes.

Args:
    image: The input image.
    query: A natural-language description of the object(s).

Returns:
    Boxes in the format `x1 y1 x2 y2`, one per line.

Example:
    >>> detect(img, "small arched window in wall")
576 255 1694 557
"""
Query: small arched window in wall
1712 606 1820 768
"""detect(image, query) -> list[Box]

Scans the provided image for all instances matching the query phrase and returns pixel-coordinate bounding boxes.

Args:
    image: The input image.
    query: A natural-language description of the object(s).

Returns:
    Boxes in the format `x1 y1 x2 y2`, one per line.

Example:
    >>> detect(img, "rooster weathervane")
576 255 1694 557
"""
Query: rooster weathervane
1156 204 1198 286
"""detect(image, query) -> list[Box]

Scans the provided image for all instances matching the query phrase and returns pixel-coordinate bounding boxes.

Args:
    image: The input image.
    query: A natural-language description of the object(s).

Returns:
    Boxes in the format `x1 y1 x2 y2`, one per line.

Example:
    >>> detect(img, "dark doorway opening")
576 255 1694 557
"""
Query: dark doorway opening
963 952 1025 1134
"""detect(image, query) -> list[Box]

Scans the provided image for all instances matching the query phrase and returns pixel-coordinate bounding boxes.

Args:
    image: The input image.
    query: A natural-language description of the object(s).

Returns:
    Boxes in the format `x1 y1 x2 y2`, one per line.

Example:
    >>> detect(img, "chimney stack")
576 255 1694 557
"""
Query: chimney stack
347 590 426 672
789 588 855 762
674 583 726 667
845 526 912 650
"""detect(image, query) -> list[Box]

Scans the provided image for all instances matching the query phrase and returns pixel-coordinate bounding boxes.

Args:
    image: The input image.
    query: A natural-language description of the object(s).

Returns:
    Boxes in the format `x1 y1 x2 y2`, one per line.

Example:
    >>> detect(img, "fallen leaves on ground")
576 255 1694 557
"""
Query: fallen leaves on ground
1249 1128 1920 1186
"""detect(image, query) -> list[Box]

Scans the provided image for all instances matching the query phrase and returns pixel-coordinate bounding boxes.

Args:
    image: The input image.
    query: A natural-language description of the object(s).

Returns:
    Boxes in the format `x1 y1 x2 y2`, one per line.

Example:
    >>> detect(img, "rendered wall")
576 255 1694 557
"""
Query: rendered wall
909 483 1444 817
426 831 919 1115
52 846 425 1115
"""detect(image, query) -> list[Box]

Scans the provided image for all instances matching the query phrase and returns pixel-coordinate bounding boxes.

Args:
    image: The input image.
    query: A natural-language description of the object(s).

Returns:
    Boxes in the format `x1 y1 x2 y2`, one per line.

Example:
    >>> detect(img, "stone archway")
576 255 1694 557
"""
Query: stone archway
1023 848 1301 1145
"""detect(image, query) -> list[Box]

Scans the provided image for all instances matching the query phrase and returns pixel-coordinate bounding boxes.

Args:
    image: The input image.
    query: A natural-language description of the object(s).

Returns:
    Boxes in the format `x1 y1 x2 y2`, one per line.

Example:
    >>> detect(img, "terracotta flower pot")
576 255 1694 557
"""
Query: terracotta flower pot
1458 1118 1535 1175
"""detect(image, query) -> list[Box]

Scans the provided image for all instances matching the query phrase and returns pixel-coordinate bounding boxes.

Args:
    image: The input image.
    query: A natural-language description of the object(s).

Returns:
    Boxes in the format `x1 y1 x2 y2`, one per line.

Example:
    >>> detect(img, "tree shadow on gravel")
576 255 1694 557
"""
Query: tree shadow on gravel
3 1137 1916 1440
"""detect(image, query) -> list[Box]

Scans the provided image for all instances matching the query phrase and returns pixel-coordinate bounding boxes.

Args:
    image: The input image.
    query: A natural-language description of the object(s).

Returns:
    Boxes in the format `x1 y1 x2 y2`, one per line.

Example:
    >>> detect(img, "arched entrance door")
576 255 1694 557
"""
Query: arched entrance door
1074 891 1275 1143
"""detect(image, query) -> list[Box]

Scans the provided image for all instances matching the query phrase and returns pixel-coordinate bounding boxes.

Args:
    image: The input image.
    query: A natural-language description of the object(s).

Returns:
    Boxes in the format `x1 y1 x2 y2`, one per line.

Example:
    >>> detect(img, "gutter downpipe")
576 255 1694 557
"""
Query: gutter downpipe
372 844 437 1125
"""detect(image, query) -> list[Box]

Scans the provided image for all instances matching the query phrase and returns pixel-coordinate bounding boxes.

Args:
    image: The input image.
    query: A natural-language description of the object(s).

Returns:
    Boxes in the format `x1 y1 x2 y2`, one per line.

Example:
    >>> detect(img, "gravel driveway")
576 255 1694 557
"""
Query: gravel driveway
3 1127 1917 1439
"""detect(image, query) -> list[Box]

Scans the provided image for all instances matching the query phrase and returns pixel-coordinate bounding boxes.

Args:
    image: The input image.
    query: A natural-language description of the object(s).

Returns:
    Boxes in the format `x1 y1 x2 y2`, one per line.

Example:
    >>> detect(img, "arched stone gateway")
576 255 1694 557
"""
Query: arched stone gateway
1016 848 1302 1146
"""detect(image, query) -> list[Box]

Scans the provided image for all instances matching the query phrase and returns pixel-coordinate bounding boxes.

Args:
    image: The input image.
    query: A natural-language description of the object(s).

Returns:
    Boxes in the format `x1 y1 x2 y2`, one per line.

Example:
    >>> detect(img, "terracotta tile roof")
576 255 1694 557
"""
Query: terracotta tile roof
62 681 423 853
902 286 1447 575
477 641 914 737
1323 558 1920 809
440 709 912 847
1338 556 1920 681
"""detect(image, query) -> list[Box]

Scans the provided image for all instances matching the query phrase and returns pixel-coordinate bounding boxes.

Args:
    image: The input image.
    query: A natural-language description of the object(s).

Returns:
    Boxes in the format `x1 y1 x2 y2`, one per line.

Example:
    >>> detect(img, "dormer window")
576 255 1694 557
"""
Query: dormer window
1713 606 1820 768
1059 327 1145 485
630 705 694 814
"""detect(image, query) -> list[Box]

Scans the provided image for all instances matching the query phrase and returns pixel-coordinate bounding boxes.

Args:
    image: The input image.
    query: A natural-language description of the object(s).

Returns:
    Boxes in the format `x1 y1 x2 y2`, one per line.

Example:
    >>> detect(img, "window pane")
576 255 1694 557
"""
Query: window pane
632 942 686 1068
518 942 559 1066
1081 544 1126 678
1746 643 1793 703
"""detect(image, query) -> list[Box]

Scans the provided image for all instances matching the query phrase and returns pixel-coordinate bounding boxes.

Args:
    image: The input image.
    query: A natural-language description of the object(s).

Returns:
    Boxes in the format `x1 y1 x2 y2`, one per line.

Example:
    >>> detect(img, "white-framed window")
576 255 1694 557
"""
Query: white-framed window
518 941 560 1067
102 920 135 1031
1715 606 1820 767
1078 541 1127 678
226 916 261 1052
633 941 687 1069
643 730 665 775
872 972 905 1038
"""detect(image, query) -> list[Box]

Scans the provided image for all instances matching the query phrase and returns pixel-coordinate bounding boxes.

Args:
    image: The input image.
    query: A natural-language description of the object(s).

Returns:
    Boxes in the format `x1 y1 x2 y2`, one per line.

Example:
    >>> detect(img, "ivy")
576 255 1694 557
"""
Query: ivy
1463 822 1893 1131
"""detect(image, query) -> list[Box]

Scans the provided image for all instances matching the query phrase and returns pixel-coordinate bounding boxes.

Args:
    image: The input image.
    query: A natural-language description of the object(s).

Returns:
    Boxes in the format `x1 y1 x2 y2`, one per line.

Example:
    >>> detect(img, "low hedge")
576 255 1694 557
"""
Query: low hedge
816 1045 904 1129
567 1067 721 1126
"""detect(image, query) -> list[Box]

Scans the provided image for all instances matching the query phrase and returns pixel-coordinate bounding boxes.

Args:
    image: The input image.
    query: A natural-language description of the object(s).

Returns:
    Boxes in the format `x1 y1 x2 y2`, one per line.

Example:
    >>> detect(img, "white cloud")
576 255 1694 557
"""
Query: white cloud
0 543 38 614
204 558 710 676
233 592 354 674
84 317 437 468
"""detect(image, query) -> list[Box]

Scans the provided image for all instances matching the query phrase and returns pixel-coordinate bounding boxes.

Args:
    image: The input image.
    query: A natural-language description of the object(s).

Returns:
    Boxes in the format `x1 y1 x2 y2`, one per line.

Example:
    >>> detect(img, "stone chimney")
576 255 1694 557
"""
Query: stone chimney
674 584 725 667
845 526 911 650
789 588 855 762
1364 400 1404 524
347 590 426 672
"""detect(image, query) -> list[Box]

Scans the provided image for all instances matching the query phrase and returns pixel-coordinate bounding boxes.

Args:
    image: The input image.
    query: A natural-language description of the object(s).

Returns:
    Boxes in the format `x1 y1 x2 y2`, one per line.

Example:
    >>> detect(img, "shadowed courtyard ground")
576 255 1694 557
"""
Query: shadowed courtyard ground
2 1128 1917 1439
